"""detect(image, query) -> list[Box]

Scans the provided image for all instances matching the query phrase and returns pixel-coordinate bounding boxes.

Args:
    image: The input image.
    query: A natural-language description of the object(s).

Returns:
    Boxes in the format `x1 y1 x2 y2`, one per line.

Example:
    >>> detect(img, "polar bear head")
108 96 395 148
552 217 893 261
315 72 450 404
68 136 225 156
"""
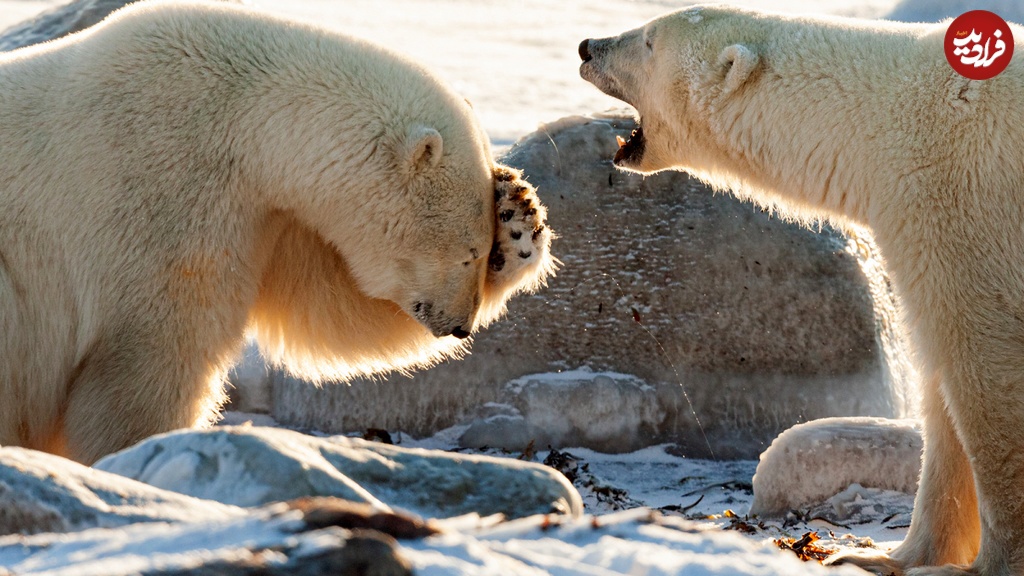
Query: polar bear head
373 119 497 340
241 29 550 341
579 6 764 176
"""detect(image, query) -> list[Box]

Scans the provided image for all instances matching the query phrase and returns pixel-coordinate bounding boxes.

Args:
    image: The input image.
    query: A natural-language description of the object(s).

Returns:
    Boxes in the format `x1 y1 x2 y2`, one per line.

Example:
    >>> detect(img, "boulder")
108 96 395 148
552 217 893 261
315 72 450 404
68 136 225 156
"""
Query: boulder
94 426 582 519
749 417 922 518
0 0 243 52
269 113 917 459
0 447 243 535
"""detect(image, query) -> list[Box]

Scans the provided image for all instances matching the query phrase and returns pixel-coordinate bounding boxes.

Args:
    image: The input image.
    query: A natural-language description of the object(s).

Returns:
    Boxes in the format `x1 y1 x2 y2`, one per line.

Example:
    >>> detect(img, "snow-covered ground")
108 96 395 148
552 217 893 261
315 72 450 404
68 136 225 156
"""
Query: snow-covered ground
361 416 918 570
1 420 916 575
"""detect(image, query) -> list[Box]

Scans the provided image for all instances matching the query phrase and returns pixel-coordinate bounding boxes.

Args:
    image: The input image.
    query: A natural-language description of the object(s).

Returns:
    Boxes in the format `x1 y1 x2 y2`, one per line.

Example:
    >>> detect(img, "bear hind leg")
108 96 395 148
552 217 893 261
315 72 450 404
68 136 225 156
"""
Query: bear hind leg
61 347 227 464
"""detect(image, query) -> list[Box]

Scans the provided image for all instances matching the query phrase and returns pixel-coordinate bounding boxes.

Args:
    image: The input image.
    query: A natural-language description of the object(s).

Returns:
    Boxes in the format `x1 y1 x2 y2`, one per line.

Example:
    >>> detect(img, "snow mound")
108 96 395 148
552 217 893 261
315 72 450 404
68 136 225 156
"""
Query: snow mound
886 0 1024 23
94 426 583 519
750 417 921 517
0 447 242 535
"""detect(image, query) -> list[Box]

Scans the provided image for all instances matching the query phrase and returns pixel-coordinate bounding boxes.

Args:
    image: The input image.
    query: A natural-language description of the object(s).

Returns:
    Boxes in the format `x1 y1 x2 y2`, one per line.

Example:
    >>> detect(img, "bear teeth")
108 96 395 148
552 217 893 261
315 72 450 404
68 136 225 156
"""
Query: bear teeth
616 135 626 148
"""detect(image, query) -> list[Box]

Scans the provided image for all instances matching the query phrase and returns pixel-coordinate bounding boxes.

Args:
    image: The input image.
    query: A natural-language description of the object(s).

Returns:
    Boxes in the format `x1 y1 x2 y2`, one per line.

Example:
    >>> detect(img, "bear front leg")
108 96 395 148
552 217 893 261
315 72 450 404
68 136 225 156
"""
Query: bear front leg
61 341 227 464
828 373 980 575
931 360 1024 576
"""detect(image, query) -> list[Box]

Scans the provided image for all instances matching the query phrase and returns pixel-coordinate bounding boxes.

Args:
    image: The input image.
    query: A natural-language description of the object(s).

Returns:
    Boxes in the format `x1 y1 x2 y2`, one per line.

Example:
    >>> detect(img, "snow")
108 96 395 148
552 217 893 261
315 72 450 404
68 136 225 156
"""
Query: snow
0 508 308 576
404 509 871 576
1 504 876 576
885 0 1024 23
0 447 243 535
750 417 922 518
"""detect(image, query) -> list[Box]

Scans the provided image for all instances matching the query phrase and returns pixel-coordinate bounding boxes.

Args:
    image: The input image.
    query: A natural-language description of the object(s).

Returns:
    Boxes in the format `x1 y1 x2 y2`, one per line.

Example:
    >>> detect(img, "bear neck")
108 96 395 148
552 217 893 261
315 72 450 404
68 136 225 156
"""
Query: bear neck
705 16 956 230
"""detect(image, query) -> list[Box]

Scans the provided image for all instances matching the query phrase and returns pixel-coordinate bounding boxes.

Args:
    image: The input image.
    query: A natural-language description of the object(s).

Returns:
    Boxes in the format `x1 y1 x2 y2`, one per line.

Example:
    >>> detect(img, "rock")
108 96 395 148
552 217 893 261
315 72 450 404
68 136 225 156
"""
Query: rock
0 446 243 535
226 345 273 414
94 426 582 519
749 417 922 518
0 0 244 52
270 113 916 459
460 370 664 453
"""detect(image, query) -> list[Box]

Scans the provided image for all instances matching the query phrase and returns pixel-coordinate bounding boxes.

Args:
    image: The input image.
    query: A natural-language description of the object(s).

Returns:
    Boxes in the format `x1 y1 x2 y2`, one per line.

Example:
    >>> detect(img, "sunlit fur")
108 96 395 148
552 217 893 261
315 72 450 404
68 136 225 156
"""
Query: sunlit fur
583 6 1024 576
0 1 552 464
251 167 557 384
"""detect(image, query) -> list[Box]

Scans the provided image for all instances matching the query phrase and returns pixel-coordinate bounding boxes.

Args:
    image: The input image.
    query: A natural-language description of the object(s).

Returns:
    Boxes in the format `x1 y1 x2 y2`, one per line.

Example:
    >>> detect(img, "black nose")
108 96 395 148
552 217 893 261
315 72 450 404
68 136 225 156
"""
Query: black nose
579 39 592 62
450 326 471 339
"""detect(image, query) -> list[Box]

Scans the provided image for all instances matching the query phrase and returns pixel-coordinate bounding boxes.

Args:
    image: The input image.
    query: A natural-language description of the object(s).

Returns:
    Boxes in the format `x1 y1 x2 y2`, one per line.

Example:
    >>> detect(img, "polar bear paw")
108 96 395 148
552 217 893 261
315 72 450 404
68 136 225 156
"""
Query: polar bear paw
487 164 555 298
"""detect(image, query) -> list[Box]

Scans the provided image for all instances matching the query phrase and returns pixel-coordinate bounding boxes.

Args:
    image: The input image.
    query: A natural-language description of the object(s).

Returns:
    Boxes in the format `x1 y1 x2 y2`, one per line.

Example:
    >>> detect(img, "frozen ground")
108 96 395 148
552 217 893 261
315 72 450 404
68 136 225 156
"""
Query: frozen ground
349 415 917 569
1 417 915 575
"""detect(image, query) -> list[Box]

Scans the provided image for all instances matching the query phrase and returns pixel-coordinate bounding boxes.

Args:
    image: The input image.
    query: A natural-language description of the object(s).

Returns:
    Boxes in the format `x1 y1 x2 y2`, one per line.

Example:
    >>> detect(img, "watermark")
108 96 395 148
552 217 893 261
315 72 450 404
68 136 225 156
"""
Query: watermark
944 10 1014 80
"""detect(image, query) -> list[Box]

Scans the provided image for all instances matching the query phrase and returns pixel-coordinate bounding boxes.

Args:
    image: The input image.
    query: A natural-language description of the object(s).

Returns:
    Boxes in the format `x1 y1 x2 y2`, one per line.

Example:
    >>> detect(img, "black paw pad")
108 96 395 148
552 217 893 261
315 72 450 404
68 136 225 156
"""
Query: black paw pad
488 163 554 293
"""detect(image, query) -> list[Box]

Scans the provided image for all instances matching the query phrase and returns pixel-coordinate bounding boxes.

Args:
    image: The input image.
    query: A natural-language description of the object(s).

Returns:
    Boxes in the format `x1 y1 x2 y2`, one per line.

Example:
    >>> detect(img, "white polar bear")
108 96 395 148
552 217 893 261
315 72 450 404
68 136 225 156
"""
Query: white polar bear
0 1 554 464
581 6 1024 576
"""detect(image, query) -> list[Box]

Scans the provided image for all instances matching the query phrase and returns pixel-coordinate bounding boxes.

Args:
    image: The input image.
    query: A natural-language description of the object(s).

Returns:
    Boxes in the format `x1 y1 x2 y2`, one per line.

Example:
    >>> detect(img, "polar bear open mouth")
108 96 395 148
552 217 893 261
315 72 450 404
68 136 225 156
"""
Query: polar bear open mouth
614 124 645 166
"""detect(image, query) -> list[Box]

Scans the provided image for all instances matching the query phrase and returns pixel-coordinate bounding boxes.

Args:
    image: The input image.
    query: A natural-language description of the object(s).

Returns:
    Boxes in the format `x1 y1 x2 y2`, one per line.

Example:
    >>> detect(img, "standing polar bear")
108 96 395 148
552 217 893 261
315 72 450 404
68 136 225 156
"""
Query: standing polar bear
581 6 1024 576
0 1 554 464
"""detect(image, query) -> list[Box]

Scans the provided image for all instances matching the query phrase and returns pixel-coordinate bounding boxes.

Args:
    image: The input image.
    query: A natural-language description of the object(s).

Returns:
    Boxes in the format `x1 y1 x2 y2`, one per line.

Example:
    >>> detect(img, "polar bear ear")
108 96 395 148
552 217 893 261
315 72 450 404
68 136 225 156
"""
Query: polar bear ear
405 125 444 173
718 44 759 94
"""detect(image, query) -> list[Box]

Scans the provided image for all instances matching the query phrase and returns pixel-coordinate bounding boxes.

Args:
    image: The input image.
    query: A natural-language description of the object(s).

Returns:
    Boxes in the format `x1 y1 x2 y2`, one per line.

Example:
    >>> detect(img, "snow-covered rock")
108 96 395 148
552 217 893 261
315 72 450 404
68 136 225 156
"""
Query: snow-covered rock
94 426 583 519
886 0 1024 23
0 499 416 576
749 417 922 518
0 447 243 535
0 0 243 52
271 113 916 458
460 370 664 453
0 506 871 576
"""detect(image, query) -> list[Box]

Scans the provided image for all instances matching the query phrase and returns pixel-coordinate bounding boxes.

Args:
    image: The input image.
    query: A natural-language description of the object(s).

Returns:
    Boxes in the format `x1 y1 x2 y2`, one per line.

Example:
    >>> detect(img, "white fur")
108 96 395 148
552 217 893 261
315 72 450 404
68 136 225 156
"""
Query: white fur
582 6 1024 576
0 1 553 464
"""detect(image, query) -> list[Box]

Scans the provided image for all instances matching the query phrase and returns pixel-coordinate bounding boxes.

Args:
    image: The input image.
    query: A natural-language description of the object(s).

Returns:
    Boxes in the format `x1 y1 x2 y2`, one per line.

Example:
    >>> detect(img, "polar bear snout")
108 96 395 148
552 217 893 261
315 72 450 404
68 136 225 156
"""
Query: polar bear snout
581 36 634 108
578 37 625 102
412 300 477 339
579 39 593 63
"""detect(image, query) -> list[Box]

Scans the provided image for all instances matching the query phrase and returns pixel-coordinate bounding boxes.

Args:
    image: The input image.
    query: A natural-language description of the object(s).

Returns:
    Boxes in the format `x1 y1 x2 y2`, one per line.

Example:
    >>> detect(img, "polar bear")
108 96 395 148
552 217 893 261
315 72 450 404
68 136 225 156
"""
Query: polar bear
0 1 554 465
581 6 1024 576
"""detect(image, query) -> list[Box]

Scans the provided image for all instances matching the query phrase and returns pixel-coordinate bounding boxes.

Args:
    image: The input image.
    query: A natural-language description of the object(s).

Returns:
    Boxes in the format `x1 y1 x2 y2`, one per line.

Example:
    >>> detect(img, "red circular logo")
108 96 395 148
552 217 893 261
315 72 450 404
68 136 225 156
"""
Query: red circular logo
945 11 1014 80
